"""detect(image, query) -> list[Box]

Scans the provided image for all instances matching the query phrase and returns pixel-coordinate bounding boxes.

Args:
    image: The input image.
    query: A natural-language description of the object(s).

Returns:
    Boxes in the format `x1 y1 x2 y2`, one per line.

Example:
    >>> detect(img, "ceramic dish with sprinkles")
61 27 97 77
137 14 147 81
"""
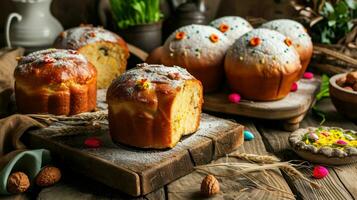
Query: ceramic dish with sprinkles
289 127 357 165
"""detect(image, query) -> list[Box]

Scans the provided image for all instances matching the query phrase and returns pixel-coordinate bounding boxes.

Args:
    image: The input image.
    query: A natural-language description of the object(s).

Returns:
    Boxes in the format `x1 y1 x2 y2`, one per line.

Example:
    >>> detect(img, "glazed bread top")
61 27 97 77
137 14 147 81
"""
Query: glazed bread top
162 24 230 66
54 25 128 50
210 16 253 43
14 49 97 85
260 19 312 55
107 63 198 103
226 28 301 75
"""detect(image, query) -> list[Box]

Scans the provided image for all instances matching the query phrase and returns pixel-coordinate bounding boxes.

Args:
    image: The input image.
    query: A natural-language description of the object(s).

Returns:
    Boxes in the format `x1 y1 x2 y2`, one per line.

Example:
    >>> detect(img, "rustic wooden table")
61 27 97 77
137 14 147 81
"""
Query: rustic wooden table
4 98 357 200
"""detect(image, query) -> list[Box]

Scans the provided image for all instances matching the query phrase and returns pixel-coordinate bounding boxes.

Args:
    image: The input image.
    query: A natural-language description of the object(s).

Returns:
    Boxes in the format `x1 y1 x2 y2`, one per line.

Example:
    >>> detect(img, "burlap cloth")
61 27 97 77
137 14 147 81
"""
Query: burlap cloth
0 48 51 195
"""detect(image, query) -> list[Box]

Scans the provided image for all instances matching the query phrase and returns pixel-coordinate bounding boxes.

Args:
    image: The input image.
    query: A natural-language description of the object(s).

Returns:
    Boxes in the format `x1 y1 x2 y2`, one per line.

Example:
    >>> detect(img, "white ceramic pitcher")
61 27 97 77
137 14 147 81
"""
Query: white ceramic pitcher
5 0 63 53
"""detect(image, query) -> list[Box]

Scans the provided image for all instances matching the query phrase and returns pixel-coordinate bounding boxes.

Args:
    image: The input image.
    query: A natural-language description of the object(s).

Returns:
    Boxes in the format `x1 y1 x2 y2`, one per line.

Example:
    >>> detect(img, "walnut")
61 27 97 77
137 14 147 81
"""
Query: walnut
35 166 61 187
346 72 357 85
336 76 346 87
200 174 220 197
353 83 357 91
7 172 30 194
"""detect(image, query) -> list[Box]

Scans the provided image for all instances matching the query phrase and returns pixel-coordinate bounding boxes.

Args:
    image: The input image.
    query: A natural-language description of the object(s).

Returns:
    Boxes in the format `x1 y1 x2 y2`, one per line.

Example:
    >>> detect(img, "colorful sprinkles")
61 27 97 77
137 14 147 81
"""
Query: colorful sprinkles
219 24 230 33
136 79 151 90
284 38 293 46
175 32 185 40
302 128 357 150
249 37 261 47
209 34 219 43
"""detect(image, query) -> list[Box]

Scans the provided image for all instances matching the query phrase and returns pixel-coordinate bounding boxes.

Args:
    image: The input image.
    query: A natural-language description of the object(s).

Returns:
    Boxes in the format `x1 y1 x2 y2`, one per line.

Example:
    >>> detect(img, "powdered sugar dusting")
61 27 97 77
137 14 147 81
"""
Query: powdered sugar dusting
163 24 230 60
108 63 196 99
226 28 301 73
37 113 237 170
55 26 120 49
260 19 312 54
210 16 253 44
15 49 95 84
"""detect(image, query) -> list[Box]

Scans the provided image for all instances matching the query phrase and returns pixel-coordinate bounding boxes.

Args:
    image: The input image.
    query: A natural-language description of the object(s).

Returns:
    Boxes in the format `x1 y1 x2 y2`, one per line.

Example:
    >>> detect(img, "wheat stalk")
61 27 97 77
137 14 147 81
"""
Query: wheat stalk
229 152 280 164
280 165 321 189
195 161 322 189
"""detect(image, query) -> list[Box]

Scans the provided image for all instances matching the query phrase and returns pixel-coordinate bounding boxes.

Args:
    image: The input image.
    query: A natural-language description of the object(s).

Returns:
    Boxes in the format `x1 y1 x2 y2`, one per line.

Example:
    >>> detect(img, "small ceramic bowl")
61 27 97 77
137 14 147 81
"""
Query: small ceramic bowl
329 73 357 121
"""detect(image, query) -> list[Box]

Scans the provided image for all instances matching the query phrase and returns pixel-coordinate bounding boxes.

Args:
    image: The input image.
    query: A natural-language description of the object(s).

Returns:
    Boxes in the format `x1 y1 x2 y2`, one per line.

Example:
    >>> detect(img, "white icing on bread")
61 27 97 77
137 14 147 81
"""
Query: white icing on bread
162 24 230 61
210 16 253 44
226 28 301 74
260 19 312 52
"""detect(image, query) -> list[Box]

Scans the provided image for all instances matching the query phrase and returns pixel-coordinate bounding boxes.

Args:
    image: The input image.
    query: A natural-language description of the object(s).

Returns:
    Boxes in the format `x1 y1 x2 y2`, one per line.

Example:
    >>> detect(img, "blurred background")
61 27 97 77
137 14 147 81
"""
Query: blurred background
0 0 297 47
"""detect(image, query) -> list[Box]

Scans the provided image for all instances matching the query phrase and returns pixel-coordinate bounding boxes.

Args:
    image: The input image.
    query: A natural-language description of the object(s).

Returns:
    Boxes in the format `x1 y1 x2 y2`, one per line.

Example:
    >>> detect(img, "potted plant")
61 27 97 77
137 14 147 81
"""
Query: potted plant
110 0 163 52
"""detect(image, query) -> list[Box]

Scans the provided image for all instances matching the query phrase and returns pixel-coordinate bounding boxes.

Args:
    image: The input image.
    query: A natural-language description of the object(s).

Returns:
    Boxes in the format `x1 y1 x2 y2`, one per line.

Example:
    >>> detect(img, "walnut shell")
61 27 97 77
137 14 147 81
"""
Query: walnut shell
35 166 61 187
7 172 30 194
200 174 220 197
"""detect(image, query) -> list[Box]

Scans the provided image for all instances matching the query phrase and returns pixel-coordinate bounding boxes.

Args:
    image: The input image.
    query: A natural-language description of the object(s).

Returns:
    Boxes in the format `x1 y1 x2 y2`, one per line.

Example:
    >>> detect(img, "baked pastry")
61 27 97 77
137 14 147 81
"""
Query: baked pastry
160 25 231 92
107 63 203 149
225 28 302 101
54 25 129 89
289 127 357 165
210 16 253 44
260 19 313 79
14 49 97 115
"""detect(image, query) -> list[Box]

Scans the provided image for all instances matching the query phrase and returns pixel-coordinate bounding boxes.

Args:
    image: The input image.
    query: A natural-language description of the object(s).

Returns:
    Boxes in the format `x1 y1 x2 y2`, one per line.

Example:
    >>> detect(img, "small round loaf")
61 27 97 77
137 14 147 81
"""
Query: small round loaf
225 29 302 101
260 19 313 79
210 16 253 44
14 49 97 115
160 25 230 92
54 25 129 89
107 63 203 149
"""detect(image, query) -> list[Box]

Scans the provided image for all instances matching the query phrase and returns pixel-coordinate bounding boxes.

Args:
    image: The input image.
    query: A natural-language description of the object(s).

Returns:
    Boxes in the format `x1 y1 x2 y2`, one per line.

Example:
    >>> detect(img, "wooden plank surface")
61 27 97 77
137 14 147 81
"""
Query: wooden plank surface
203 78 320 120
167 119 295 200
257 98 357 200
25 113 244 197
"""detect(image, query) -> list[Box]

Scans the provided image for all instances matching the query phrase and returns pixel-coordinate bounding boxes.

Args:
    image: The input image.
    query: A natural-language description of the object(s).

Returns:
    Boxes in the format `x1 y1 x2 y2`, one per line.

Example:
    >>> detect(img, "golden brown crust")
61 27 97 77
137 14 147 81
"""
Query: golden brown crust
53 25 129 89
107 63 203 148
260 19 313 79
14 49 97 115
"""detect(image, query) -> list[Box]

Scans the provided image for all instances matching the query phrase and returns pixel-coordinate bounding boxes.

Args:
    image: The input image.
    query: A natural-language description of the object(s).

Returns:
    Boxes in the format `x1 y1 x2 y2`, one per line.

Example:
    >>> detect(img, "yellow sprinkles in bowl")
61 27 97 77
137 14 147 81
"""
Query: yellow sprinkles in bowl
303 128 357 150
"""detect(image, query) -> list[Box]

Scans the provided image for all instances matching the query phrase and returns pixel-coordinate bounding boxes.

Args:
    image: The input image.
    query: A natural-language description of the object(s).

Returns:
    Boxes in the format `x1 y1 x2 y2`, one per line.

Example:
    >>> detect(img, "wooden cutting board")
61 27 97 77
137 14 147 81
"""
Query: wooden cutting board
203 78 321 131
24 113 244 197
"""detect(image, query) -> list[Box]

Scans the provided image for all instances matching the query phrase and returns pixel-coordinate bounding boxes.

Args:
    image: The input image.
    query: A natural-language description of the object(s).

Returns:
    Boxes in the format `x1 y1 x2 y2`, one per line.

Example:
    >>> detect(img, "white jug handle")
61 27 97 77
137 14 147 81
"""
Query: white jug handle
5 13 22 48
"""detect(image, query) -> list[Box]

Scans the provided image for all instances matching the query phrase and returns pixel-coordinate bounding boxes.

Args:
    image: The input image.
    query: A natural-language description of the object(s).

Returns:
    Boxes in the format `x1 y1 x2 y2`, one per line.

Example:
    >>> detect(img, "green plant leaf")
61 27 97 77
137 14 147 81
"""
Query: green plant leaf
345 0 356 9
110 0 162 29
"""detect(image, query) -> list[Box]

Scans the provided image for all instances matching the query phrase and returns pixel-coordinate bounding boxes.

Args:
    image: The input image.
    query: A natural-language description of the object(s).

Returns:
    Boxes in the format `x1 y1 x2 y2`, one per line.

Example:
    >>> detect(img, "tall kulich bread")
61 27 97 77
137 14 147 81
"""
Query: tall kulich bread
107 63 203 149
260 19 313 79
53 25 129 89
225 29 302 101
210 16 253 45
14 49 97 115
160 25 231 93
